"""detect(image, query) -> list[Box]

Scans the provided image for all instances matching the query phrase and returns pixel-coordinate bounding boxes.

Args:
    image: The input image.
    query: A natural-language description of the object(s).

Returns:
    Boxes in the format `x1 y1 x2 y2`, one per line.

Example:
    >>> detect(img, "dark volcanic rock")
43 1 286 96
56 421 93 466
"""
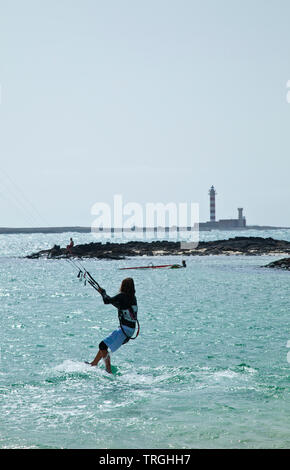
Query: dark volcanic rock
25 236 290 260
265 257 290 270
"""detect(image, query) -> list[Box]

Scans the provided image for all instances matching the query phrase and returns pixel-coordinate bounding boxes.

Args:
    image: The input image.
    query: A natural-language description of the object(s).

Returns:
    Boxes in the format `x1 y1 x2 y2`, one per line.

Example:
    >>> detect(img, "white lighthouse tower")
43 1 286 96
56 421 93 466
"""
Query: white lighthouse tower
209 186 217 222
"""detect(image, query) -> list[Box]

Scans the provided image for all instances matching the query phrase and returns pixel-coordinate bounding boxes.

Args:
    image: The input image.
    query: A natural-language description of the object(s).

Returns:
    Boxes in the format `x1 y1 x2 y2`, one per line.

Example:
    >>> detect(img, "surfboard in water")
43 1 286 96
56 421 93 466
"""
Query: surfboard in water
119 264 181 270
84 362 119 376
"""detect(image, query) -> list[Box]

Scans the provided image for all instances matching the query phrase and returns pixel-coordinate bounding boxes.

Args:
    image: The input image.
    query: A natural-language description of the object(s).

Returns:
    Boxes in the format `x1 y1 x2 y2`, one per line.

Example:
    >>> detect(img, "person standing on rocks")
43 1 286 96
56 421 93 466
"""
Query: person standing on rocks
66 237 74 254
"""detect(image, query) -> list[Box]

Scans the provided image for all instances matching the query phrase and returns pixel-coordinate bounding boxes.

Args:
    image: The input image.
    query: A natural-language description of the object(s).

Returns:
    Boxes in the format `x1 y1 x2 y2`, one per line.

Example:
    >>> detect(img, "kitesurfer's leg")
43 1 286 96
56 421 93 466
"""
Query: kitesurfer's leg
90 350 112 373
103 352 111 374
89 349 103 366
89 341 112 373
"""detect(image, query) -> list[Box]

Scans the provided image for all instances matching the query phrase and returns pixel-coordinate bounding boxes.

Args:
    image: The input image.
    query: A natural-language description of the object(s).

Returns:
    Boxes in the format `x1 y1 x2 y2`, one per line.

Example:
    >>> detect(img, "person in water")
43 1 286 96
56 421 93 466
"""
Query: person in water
170 260 187 269
88 277 138 373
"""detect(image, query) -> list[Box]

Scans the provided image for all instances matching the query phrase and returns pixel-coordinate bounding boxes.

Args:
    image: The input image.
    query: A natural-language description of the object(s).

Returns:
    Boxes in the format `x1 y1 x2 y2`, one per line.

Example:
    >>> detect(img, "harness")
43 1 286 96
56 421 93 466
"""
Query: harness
118 306 140 341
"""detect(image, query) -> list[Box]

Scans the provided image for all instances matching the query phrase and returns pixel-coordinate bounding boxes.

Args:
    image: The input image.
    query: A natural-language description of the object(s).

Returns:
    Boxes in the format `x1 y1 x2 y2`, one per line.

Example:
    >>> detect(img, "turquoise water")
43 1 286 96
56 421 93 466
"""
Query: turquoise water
0 231 290 448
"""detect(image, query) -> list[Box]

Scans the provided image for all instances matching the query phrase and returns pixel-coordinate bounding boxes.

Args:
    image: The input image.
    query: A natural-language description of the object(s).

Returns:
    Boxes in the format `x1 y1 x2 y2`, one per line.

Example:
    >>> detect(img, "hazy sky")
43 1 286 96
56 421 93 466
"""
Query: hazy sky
0 0 290 227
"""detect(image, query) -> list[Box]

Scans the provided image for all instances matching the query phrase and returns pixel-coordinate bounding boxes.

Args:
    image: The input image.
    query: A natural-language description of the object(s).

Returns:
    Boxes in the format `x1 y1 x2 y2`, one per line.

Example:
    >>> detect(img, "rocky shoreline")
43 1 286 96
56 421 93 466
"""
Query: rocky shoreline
26 236 290 260
265 258 290 271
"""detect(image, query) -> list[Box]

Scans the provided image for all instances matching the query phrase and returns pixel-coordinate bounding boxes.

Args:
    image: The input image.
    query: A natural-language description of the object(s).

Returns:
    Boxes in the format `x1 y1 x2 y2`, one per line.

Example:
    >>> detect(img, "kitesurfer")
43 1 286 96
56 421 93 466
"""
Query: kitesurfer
87 278 138 373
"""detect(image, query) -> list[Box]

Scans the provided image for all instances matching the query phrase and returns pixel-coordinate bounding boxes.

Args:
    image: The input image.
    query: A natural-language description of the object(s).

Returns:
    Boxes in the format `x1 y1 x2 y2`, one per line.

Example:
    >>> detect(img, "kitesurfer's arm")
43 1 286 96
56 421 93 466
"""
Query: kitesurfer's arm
97 288 124 309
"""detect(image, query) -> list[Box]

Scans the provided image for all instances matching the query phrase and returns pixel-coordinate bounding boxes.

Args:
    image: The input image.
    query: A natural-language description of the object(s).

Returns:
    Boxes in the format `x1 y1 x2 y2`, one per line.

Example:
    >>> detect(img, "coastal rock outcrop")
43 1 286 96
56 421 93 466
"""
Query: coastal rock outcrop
25 236 290 260
265 257 290 271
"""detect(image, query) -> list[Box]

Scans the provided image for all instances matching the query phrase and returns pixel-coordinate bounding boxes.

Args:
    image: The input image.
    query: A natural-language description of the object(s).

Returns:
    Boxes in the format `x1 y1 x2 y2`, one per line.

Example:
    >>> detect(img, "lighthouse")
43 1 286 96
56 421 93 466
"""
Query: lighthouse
209 185 217 222
238 208 246 227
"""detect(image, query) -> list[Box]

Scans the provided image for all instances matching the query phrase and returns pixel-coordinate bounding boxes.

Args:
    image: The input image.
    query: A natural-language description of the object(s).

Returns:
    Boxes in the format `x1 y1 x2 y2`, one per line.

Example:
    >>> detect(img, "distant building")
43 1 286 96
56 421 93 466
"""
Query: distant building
199 187 246 230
